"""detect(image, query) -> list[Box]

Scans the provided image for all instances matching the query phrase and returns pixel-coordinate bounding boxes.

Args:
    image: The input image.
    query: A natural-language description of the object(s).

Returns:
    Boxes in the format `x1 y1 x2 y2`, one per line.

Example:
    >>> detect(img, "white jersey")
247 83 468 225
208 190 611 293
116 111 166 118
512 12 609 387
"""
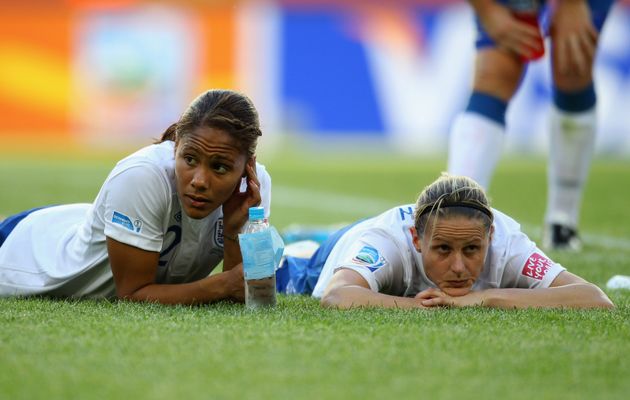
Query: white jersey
312 204 565 298
0 141 271 298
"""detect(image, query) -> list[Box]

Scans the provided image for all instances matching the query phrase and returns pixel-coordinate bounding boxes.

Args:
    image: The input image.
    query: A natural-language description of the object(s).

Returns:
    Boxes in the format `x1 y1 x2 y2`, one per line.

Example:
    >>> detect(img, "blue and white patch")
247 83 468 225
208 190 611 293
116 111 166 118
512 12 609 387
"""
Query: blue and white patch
112 211 141 233
352 245 385 272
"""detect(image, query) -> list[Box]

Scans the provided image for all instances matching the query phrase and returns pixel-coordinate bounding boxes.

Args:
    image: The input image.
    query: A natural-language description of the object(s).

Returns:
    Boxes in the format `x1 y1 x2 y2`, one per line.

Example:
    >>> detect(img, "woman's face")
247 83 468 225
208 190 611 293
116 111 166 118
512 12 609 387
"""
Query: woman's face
175 126 247 219
413 215 492 297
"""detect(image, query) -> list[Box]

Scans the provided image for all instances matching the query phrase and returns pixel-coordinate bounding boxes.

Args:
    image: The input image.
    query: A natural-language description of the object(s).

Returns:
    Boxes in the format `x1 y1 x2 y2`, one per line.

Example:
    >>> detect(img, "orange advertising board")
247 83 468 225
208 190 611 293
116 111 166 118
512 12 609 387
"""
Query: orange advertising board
0 1 238 147
0 8 72 138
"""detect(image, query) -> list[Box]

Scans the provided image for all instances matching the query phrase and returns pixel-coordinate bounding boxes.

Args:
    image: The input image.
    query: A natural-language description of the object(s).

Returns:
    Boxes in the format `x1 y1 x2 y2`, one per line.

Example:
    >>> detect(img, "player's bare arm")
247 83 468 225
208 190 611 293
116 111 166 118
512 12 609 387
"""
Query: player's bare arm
416 271 614 309
321 268 427 309
107 237 244 305
221 158 261 271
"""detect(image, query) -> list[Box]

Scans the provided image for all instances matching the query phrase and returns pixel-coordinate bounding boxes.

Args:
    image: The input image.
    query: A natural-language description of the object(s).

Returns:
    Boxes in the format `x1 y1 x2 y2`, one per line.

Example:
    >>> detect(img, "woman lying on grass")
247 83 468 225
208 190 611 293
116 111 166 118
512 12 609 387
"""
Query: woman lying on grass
0 89 269 305
281 173 613 309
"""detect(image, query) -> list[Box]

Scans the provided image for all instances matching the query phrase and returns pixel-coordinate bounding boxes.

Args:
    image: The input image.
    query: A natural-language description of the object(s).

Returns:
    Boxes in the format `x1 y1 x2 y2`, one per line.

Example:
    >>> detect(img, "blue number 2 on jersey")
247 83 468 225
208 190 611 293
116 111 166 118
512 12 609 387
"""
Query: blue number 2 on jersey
399 206 413 221
158 225 182 267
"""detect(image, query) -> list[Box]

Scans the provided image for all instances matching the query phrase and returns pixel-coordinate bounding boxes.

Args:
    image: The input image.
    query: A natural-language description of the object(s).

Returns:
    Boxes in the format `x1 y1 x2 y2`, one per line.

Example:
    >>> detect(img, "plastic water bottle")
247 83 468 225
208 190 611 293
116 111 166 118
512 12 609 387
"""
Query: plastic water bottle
241 206 277 308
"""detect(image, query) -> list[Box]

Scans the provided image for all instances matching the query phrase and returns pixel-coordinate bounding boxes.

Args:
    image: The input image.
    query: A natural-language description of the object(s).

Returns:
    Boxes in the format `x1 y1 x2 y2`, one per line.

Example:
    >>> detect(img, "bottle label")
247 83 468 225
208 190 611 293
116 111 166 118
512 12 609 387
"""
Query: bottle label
240 230 275 279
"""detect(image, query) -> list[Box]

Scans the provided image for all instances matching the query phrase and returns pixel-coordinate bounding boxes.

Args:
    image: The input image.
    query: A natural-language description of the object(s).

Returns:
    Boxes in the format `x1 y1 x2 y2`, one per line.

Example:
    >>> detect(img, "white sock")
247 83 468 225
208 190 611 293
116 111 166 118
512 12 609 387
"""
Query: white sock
545 106 596 228
447 112 505 190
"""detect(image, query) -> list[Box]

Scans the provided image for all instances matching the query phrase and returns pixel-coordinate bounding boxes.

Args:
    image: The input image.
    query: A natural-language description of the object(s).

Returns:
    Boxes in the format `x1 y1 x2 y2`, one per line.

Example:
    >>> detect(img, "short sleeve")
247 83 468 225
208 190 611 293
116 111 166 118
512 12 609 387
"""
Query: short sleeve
103 164 170 252
333 230 404 293
500 231 566 289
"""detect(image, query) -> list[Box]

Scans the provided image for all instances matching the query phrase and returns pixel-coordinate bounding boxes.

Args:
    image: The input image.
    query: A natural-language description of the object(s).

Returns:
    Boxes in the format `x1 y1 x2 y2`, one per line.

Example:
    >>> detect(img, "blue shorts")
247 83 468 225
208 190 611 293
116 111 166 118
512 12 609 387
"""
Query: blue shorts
475 0 614 49
0 206 51 248
276 221 360 295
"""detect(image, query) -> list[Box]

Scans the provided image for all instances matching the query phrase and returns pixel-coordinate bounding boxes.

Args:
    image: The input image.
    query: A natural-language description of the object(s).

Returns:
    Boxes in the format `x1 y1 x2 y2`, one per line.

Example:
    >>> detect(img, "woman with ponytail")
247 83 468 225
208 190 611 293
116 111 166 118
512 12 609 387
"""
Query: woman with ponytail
0 89 271 305
281 173 613 309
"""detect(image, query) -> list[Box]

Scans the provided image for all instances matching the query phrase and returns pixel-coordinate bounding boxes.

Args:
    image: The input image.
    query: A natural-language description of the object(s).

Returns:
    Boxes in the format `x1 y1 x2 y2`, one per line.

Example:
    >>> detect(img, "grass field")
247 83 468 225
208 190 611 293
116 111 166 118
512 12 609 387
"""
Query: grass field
1 144 629 400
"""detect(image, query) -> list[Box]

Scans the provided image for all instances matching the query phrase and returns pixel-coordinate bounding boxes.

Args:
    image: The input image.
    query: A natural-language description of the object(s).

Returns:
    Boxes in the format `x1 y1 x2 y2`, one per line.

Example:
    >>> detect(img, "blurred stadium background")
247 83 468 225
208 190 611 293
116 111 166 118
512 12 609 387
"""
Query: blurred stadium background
1 0 629 157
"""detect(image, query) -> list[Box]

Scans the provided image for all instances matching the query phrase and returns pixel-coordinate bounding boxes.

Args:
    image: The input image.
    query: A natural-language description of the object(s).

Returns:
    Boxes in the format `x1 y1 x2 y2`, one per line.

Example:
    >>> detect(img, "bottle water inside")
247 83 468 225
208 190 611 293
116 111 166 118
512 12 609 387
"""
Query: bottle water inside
241 206 277 308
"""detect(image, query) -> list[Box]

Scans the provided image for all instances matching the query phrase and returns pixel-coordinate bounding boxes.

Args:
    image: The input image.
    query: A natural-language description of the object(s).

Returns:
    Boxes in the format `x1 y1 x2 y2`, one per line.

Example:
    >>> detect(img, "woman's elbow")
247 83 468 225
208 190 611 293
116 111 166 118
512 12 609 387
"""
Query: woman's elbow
319 291 337 308
595 293 615 309
115 283 152 303
320 287 347 309
585 284 615 309
115 290 139 302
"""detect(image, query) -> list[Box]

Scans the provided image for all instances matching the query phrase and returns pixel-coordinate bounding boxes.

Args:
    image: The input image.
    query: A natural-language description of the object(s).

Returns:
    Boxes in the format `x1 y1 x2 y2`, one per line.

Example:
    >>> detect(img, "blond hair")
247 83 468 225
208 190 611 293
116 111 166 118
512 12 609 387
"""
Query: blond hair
414 173 493 238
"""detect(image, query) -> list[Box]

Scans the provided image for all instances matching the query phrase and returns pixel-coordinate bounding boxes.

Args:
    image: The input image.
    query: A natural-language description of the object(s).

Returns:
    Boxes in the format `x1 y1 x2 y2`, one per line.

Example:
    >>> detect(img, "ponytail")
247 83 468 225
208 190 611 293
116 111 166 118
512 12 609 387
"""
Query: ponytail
155 123 178 143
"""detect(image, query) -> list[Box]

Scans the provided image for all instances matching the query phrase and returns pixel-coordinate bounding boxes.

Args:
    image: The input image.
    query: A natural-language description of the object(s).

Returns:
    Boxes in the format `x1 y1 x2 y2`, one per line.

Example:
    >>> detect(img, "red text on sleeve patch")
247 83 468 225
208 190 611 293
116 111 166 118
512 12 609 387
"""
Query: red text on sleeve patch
521 253 553 280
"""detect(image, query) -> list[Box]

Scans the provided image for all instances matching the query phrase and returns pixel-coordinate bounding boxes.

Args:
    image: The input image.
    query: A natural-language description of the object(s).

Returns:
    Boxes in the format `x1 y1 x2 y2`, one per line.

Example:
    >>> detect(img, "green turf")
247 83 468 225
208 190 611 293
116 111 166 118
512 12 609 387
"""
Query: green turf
1 147 629 399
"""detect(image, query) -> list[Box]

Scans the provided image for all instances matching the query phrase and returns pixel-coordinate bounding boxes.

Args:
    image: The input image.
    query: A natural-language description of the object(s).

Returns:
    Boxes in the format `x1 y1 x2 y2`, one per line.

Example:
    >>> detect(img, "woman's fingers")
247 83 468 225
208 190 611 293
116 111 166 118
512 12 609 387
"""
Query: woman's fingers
556 37 569 74
247 179 261 208
414 288 455 307
414 287 440 299
245 162 261 207
247 162 260 187
568 35 587 74
513 24 543 55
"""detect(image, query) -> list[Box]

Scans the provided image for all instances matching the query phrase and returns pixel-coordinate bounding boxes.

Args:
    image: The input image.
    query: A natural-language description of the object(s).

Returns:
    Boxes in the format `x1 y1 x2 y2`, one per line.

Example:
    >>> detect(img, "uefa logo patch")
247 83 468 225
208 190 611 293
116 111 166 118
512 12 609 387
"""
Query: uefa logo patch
521 253 553 280
352 245 385 272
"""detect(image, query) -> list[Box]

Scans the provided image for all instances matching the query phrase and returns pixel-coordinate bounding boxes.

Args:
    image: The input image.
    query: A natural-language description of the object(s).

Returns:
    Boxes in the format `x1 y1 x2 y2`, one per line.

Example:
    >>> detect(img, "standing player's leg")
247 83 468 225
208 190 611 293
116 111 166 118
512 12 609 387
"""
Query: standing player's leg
448 48 525 190
544 0 614 250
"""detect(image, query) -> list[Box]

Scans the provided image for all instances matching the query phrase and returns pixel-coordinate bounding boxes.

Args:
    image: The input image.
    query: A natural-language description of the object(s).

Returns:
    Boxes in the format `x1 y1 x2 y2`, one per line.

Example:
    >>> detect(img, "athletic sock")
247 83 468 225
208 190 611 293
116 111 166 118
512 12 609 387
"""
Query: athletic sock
546 106 596 227
447 92 507 190
545 85 597 228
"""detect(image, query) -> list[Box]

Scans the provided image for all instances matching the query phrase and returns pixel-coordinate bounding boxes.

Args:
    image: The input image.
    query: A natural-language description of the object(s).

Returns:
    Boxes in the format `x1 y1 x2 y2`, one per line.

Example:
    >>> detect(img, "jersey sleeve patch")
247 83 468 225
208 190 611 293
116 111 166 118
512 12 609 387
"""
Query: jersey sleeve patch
112 211 142 233
351 245 385 272
521 253 553 280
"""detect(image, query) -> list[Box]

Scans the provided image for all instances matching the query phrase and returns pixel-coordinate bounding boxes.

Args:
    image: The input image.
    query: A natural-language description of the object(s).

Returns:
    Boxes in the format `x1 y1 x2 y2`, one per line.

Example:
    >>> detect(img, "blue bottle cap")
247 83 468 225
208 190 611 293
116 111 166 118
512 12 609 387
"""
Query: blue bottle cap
248 206 265 221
